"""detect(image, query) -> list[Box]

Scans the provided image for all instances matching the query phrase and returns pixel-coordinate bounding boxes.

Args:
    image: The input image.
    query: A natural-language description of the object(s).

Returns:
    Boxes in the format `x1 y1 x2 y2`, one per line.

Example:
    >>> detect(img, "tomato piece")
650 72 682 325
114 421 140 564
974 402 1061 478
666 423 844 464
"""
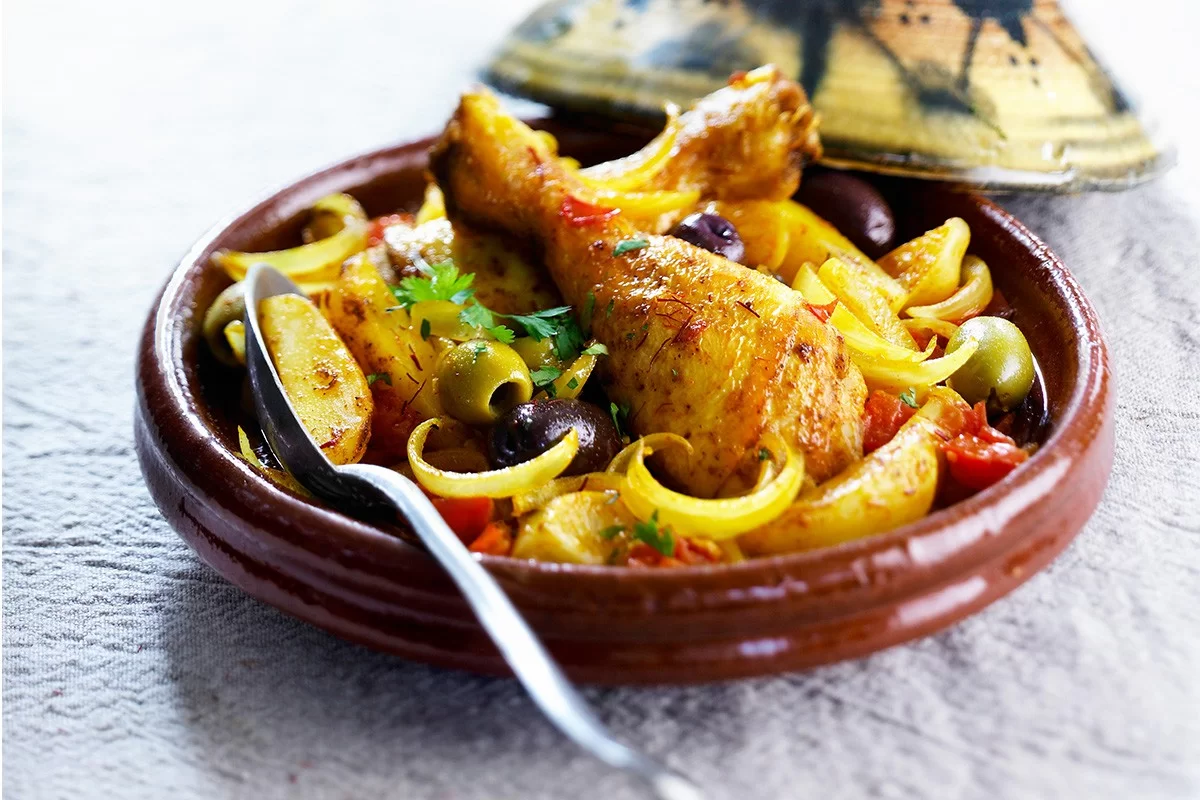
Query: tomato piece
862 390 917 454
805 300 838 323
942 434 1028 490
469 521 513 556
431 496 494 544
560 196 617 227
674 537 721 565
367 213 412 246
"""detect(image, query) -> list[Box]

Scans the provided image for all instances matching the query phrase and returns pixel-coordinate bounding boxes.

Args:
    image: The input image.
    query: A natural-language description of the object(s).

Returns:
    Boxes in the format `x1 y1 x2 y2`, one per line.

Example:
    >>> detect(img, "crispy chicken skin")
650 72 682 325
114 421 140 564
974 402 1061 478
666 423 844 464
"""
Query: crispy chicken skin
430 89 864 497
587 66 822 202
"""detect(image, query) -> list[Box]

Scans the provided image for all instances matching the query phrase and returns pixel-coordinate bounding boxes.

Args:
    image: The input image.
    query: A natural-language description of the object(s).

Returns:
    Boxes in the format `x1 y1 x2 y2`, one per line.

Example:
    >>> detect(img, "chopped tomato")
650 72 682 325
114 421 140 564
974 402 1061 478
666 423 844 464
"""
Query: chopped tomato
469 521 513 556
805 300 837 323
674 537 722 565
942 434 1028 490
560 196 617 227
625 542 667 568
862 390 917 454
431 496 494 544
367 213 412 246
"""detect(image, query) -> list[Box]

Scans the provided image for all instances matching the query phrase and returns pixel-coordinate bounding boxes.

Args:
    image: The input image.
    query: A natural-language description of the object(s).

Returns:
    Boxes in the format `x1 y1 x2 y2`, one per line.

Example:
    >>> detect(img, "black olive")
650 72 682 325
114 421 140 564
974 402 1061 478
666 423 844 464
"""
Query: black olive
489 398 622 476
795 171 896 259
668 212 746 264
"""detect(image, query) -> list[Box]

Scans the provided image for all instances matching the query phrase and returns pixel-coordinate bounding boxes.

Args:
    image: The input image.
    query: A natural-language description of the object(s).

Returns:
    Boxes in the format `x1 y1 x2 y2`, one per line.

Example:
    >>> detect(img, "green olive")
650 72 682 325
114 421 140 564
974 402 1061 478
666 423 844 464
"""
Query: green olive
946 316 1035 412
437 340 534 425
202 282 246 367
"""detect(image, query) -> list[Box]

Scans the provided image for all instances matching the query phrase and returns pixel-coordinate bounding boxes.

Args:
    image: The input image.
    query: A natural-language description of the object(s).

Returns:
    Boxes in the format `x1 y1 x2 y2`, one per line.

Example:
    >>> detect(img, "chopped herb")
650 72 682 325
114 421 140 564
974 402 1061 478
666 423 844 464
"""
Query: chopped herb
599 525 625 540
581 291 596 334
631 510 674 556
625 332 635 341
544 381 558 398
552 315 586 361
460 302 516 343
530 365 563 387
471 341 488 356
366 372 392 387
899 387 919 408
390 260 474 308
758 447 772 462
507 305 572 341
581 342 609 356
606 298 616 318
671 368 678 378
419 318 432 340
567 377 580 390
609 402 630 438
613 238 650 257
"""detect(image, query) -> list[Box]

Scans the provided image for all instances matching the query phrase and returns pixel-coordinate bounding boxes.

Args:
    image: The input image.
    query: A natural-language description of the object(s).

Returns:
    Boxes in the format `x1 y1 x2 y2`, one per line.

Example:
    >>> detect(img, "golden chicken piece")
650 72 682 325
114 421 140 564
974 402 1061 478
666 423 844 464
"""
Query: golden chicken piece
430 88 864 497
583 65 822 203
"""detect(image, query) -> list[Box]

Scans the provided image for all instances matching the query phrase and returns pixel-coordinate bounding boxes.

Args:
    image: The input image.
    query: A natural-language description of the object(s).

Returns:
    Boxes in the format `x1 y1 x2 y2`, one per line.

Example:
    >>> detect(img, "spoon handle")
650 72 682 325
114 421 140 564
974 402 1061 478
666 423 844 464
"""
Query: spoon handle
338 463 704 800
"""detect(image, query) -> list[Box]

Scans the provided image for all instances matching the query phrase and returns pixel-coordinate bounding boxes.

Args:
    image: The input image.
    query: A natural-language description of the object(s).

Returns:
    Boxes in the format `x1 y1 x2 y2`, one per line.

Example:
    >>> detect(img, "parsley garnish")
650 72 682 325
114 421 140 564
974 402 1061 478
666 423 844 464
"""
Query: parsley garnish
899 387 919 408
582 342 609 356
471 341 488 357
507 306 572 341
544 382 558 398
613 238 650 257
609 402 630 438
599 525 625 539
530 365 563 387
581 291 596 334
366 372 392 387
758 447 772 462
567 377 579 390
552 315 586 361
631 511 674 556
606 298 616 318
419 318 432 340
459 302 516 343
390 260 474 308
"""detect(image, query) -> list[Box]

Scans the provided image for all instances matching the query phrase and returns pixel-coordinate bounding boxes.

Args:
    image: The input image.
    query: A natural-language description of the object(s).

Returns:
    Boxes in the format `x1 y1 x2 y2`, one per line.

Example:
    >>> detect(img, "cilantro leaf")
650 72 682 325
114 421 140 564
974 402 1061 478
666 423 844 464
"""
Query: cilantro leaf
613 238 650 257
419 318 431 340
609 402 630 439
530 365 563 387
899 387 919 408
507 306 572 341
598 525 625 540
366 372 392 387
581 291 597 334
390 261 474 308
552 315 586 361
631 510 674 556
758 447 772 462
582 342 609 356
460 302 516 343
487 324 516 344
566 377 579 390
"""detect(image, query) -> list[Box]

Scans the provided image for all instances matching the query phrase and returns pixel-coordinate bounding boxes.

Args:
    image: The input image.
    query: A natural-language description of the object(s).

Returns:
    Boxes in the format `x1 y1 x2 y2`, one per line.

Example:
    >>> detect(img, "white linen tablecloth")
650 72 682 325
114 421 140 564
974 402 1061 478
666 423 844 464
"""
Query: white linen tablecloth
4 1 1198 798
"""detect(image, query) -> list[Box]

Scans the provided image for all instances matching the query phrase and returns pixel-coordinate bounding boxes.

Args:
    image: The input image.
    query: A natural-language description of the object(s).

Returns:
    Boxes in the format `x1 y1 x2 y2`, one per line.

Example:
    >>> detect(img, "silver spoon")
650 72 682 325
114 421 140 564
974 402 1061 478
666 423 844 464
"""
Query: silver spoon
243 263 703 800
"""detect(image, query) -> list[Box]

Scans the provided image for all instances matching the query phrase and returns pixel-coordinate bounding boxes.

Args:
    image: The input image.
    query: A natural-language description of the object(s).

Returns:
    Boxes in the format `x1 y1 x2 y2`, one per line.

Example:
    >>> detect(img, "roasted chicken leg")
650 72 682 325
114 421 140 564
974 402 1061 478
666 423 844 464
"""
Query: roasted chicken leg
430 88 865 497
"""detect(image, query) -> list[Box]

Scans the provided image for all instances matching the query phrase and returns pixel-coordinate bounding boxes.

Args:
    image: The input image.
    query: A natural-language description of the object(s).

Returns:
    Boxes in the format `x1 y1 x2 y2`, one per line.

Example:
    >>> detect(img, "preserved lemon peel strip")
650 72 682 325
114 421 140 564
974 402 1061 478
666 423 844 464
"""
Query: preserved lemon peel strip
606 433 693 475
511 472 626 516
549 352 597 400
623 435 805 540
408 417 578 498
409 300 477 340
214 218 368 283
833 306 931 363
855 338 979 396
578 104 681 192
903 317 959 342
311 192 368 223
589 188 701 219
905 255 993 322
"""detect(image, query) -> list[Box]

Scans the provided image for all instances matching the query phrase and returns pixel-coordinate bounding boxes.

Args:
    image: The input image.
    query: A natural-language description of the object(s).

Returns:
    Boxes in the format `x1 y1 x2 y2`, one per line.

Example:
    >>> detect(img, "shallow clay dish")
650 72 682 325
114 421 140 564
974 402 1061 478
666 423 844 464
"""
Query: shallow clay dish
135 120 1114 684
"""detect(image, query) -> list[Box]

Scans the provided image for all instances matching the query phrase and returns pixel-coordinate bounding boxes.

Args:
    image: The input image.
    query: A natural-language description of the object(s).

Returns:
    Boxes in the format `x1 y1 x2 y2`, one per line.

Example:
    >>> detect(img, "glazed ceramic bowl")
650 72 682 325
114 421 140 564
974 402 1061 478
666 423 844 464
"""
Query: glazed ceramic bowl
135 121 1114 684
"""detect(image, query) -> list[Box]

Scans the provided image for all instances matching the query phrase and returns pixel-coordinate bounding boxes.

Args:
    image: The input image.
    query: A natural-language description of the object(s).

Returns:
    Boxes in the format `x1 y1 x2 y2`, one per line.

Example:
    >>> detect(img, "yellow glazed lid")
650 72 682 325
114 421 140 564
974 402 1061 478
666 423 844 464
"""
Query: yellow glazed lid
485 0 1172 191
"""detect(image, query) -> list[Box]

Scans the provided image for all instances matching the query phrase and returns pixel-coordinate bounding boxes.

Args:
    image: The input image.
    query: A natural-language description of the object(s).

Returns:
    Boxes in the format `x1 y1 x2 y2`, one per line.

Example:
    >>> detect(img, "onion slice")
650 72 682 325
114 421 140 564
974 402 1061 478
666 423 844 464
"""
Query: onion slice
854 338 979 396
606 433 693 475
906 255 993 322
407 417 578 498
622 435 805 540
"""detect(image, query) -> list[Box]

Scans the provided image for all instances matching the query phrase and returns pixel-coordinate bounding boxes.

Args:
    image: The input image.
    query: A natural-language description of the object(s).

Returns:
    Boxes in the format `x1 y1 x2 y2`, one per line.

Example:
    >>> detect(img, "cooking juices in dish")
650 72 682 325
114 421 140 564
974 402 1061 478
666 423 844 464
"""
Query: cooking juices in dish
204 66 1042 567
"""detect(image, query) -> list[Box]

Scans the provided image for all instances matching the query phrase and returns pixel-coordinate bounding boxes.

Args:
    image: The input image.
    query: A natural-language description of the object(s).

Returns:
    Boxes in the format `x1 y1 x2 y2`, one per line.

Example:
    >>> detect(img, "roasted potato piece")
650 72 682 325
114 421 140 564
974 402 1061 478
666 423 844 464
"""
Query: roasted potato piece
512 491 635 565
325 251 442 461
738 414 942 555
259 294 372 465
383 218 561 315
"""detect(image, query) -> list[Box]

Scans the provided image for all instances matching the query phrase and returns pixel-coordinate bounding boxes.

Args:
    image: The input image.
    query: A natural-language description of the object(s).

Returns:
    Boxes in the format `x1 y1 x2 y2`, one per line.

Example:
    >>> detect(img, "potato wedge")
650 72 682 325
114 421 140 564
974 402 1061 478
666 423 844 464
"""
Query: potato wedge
259 294 372 465
512 490 635 565
325 251 442 461
383 218 561 315
738 415 942 555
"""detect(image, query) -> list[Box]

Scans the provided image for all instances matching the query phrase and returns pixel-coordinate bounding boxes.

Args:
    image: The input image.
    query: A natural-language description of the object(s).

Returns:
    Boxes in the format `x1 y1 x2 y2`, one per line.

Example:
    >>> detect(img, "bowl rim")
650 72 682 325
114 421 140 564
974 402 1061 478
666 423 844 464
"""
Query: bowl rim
137 124 1112 606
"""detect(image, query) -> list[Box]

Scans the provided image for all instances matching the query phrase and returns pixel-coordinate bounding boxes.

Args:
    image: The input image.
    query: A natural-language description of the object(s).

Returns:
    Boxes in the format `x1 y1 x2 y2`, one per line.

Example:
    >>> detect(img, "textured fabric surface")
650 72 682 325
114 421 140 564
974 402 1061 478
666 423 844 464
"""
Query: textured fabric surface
3 2 1199 799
